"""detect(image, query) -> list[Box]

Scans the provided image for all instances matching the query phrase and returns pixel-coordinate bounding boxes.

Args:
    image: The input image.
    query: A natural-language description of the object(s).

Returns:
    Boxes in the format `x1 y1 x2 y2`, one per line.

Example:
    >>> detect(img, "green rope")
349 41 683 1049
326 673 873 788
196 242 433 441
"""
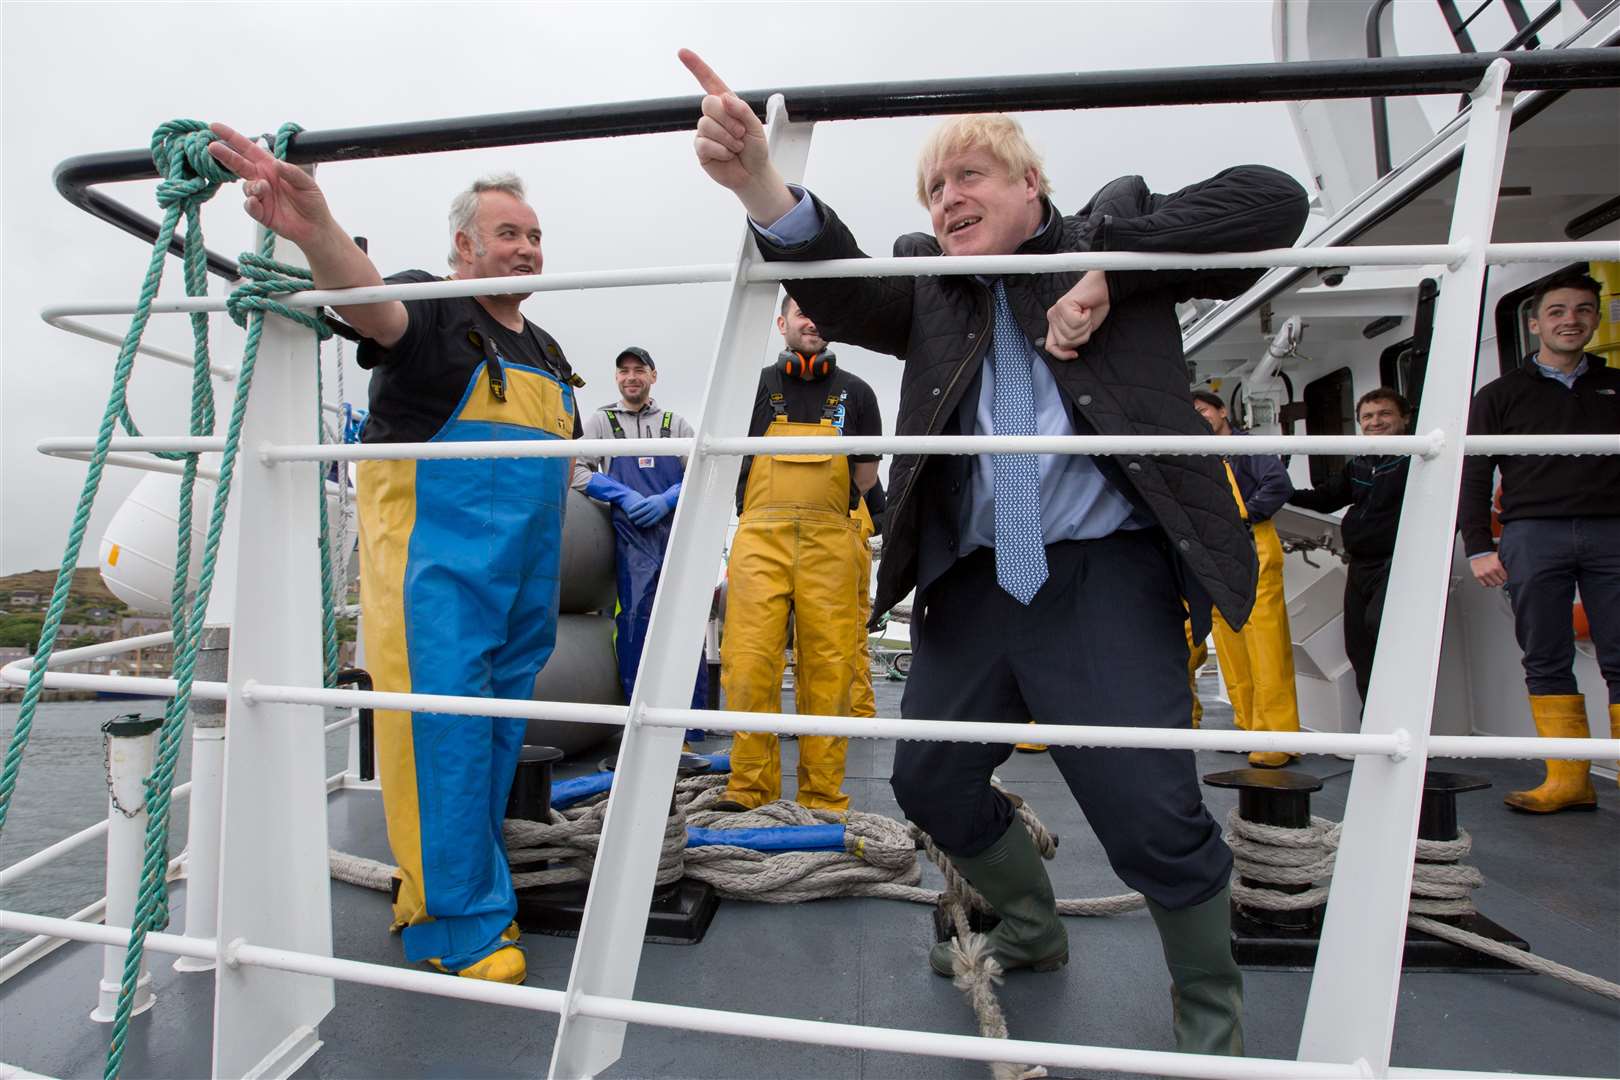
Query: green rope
314 341 342 690
101 123 338 1080
0 119 228 833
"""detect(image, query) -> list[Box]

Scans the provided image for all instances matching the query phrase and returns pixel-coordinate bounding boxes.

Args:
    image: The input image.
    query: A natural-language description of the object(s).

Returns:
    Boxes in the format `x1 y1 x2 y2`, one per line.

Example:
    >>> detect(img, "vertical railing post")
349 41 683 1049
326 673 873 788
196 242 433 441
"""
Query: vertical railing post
548 96 814 1080
174 625 228 973
209 224 334 1078
90 713 161 1022
1298 59 1514 1074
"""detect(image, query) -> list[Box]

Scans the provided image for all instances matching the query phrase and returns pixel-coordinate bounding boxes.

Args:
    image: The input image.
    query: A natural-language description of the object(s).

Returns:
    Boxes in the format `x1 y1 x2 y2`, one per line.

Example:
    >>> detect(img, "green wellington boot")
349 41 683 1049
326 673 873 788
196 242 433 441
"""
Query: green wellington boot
1146 884 1244 1056
929 822 1069 977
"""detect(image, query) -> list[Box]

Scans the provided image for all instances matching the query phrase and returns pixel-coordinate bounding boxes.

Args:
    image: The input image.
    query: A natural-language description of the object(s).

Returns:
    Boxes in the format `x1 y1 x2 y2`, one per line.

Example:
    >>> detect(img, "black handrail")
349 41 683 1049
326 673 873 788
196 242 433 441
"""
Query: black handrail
53 49 1620 281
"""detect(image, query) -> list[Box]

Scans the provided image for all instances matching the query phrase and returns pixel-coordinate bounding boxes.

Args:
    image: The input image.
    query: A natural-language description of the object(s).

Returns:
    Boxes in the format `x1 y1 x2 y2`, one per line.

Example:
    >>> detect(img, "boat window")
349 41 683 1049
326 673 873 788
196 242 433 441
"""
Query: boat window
1302 367 1355 486
1377 277 1438 425
1380 339 1426 416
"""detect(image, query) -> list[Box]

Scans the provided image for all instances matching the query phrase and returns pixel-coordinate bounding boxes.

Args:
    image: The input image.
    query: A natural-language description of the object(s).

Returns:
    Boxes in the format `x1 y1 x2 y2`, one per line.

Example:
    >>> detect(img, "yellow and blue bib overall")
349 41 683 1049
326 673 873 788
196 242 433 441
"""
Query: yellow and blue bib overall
358 340 573 973
721 388 860 811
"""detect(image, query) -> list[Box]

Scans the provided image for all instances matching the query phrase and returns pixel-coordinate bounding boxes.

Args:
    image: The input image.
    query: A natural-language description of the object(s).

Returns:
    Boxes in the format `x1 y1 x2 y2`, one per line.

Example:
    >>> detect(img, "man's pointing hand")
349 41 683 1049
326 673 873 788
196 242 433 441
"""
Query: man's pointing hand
679 49 798 223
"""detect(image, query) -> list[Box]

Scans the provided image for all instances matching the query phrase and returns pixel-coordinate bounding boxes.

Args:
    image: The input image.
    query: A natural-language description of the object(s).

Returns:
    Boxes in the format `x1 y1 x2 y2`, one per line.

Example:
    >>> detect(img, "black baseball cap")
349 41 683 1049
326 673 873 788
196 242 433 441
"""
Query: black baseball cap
616 346 655 370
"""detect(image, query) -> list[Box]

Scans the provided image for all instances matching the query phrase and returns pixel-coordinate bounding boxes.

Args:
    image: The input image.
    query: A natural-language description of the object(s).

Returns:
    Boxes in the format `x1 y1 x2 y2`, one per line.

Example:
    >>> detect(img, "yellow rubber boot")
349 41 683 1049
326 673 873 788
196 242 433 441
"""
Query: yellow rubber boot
1016 719 1048 753
431 943 527 984
1610 703 1619 788
1504 694 1597 813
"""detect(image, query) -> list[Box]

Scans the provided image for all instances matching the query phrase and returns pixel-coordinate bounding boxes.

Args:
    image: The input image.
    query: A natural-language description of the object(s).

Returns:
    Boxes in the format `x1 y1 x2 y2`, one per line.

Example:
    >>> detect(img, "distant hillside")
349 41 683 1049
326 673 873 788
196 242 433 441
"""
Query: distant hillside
0 567 125 608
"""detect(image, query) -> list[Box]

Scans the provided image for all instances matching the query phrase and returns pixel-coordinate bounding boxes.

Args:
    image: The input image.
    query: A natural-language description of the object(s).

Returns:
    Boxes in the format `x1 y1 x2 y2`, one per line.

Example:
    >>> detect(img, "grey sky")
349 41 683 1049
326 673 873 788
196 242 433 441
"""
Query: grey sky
2 0 1322 574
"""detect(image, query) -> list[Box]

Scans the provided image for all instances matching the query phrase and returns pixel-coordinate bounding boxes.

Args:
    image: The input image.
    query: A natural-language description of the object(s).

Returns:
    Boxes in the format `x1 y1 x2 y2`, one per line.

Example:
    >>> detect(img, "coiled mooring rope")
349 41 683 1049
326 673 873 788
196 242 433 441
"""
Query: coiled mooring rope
1224 810 1620 1002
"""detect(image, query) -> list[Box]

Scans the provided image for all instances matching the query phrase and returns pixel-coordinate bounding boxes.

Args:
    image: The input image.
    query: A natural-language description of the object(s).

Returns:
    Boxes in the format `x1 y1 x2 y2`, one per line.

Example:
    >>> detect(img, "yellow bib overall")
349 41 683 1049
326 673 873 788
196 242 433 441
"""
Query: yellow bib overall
1211 462 1300 764
721 415 860 811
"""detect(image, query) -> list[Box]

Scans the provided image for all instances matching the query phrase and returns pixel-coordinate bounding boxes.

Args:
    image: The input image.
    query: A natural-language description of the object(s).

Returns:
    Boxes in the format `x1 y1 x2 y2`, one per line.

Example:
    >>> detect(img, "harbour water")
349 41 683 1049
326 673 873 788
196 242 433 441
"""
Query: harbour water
0 699 349 950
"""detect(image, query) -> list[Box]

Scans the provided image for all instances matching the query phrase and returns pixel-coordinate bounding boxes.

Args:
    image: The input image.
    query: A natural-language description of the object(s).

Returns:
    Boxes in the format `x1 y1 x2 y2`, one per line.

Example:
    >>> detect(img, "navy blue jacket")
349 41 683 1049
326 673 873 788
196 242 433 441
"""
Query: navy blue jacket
1227 432 1293 523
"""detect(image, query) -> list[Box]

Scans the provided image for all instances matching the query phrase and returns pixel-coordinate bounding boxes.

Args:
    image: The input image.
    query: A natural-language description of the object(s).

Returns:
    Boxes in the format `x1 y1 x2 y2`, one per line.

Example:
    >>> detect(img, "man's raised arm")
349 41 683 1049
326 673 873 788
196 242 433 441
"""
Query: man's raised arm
679 51 917 359
207 123 407 348
680 51 801 225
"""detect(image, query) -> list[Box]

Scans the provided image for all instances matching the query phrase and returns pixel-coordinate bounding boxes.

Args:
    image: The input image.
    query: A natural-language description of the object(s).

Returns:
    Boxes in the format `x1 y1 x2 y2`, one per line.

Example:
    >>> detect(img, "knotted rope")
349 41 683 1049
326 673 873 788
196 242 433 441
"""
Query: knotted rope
1225 810 1620 1002
921 798 1143 1080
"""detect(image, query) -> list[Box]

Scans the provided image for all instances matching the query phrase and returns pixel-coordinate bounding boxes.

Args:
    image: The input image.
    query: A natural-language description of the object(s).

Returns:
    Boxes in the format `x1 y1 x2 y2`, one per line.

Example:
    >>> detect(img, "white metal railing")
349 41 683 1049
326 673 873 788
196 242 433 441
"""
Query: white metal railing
5 56 1620 1080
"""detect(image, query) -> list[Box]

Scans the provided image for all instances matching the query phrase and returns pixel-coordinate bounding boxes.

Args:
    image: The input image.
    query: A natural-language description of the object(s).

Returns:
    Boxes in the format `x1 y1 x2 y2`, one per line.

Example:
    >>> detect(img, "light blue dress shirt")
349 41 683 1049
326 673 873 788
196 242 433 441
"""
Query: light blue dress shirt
1532 353 1588 389
753 186 1142 555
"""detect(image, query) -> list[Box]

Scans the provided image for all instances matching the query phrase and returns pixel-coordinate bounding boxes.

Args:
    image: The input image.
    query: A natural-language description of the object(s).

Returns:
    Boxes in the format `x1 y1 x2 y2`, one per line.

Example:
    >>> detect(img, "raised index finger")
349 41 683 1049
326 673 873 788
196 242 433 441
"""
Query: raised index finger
678 49 733 97
207 122 274 176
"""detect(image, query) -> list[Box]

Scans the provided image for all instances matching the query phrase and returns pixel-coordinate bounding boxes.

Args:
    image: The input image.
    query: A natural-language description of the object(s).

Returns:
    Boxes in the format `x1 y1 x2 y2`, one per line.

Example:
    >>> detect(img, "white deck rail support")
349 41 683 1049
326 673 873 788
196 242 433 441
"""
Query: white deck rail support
208 227 334 1079
549 95 815 1079
1297 60 1516 1070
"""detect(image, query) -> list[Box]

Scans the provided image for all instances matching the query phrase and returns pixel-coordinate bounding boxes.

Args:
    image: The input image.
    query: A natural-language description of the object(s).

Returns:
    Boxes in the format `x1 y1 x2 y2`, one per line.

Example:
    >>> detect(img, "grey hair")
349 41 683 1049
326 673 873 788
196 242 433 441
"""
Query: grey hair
447 173 528 268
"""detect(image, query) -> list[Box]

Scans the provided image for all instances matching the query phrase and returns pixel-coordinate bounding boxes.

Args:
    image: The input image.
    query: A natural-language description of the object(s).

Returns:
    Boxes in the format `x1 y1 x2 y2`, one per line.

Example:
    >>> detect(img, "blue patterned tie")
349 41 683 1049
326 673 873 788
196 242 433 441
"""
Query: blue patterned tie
990 280 1047 604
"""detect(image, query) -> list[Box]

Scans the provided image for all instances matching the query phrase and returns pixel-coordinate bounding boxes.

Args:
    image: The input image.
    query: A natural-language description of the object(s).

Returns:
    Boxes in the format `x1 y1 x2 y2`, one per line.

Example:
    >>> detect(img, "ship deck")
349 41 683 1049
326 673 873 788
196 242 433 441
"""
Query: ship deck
3 673 1617 1079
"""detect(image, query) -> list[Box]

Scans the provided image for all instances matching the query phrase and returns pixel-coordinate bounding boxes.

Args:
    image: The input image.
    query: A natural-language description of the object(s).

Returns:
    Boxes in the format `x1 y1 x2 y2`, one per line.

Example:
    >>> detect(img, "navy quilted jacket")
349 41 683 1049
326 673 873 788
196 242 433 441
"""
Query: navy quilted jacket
753 166 1309 629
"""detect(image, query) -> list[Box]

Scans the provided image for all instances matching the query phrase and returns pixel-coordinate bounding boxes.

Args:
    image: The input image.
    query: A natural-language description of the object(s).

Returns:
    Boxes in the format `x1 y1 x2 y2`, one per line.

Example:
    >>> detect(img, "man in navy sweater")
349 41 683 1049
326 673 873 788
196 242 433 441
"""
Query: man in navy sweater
1459 269 1620 813
1289 388 1412 708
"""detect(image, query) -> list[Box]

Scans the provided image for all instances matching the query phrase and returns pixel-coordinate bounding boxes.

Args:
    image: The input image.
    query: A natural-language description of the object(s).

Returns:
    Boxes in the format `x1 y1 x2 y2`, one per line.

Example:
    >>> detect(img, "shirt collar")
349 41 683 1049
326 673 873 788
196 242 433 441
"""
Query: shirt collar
1529 354 1589 383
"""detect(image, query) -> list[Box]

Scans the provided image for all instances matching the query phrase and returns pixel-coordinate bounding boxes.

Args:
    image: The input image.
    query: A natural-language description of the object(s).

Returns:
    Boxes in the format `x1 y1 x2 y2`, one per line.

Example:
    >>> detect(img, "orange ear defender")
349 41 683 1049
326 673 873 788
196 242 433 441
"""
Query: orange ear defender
780 350 834 380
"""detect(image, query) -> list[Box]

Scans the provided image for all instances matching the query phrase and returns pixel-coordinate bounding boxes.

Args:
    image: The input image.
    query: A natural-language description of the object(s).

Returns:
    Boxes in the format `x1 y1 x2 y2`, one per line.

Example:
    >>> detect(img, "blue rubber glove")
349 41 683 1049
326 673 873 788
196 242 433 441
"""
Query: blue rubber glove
584 472 648 516
627 482 681 527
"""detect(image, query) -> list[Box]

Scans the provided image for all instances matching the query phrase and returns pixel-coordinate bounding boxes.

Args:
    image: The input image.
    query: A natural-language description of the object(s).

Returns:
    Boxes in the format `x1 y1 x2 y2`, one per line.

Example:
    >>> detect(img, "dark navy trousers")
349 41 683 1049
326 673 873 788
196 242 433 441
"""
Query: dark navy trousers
1499 516 1620 704
1344 557 1392 707
892 529 1232 911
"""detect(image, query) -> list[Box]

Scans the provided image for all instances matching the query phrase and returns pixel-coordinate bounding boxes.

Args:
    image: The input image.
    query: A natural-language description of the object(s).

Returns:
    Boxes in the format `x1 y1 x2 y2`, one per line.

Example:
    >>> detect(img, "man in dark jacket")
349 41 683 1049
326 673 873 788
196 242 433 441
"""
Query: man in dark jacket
682 51 1308 1055
1458 270 1619 814
1289 388 1412 708
1191 391 1299 767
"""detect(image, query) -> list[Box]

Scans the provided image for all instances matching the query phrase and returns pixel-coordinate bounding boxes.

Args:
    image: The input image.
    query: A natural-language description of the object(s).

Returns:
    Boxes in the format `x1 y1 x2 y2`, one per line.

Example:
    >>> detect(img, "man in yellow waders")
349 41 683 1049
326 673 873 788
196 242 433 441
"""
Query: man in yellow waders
1193 391 1300 767
716 297 881 812
797 481 884 737
210 128 581 985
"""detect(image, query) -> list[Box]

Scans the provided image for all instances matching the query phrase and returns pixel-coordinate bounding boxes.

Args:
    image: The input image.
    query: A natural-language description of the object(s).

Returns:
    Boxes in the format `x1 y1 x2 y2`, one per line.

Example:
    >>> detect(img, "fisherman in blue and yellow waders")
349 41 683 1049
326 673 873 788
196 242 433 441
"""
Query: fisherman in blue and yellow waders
211 126 579 984
572 347 707 712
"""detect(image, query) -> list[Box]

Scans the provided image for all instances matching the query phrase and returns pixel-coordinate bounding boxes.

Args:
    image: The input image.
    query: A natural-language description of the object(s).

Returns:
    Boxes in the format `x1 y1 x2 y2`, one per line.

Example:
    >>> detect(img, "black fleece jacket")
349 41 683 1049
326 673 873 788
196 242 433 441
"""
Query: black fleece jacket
1290 455 1410 561
1458 357 1620 556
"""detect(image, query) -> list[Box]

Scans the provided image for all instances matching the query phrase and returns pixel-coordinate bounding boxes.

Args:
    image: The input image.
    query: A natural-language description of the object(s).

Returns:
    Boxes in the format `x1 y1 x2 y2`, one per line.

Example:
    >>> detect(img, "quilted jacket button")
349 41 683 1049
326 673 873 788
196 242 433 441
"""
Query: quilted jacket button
1127 461 1142 473
1078 394 1092 406
932 387 941 396
1178 539 1191 551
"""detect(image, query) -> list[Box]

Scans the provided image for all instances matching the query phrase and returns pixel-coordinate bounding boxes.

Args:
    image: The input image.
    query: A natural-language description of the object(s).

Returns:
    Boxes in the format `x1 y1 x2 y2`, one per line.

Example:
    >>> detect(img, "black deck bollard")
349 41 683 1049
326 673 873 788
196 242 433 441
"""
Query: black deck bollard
1204 764 1528 970
507 745 565 823
513 745 719 944
1418 770 1491 847
1204 768 1326 933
